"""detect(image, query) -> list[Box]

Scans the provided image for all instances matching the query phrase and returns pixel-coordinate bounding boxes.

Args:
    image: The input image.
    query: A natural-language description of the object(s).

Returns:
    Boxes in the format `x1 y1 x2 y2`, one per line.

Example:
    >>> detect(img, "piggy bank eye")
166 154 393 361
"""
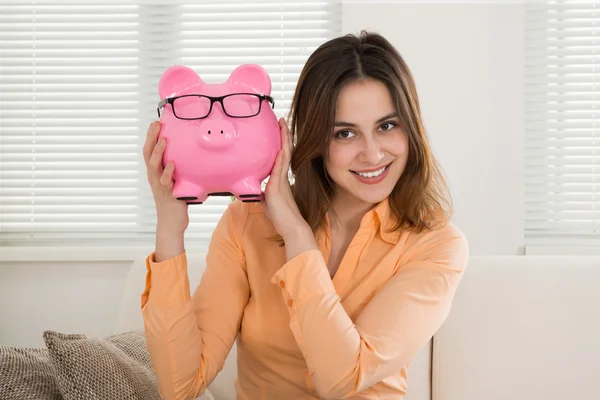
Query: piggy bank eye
223 94 261 117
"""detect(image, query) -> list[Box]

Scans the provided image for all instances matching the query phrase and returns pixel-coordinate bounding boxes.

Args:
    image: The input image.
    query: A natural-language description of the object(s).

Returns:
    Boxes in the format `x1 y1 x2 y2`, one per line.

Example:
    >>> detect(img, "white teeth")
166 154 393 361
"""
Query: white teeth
355 166 386 178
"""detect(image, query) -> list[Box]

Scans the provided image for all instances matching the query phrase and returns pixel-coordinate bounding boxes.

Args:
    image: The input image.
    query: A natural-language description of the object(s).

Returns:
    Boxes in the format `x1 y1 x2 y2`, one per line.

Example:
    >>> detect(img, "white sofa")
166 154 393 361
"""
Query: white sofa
117 254 600 400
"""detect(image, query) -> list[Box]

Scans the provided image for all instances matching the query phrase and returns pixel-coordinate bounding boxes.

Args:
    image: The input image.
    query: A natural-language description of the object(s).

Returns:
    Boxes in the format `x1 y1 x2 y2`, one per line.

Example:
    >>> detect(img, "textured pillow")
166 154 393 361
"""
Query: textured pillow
43 330 214 400
0 345 62 400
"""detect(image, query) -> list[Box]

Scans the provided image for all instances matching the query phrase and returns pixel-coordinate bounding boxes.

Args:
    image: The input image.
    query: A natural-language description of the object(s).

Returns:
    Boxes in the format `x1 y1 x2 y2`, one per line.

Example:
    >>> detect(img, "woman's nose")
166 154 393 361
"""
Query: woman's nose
360 136 385 165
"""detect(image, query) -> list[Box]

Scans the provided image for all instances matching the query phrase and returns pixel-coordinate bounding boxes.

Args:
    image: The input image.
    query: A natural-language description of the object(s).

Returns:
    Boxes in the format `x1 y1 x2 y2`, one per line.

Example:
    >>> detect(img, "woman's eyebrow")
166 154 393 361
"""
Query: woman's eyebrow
333 112 399 127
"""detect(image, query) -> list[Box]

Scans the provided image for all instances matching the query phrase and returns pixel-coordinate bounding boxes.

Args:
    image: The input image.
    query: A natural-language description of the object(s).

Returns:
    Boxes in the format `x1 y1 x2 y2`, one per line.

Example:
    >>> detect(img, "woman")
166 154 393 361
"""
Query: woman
141 30 469 400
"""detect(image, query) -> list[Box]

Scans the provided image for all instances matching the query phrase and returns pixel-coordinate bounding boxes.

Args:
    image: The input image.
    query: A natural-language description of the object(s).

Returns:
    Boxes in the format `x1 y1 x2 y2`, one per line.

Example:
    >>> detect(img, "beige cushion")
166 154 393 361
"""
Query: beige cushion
43 330 214 400
0 346 62 400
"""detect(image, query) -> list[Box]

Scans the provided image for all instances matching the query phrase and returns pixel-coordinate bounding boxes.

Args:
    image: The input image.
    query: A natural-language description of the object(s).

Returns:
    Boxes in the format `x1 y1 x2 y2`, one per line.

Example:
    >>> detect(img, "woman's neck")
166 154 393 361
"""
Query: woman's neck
328 193 377 233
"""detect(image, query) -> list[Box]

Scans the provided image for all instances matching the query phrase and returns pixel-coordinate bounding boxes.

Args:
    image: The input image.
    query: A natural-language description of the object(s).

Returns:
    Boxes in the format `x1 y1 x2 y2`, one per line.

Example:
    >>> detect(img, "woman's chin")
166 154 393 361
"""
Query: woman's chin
347 185 393 205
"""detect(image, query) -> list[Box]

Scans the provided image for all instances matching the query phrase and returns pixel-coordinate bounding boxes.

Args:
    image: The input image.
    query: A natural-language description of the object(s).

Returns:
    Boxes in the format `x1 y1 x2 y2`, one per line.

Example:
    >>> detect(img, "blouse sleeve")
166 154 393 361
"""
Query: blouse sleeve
141 202 250 400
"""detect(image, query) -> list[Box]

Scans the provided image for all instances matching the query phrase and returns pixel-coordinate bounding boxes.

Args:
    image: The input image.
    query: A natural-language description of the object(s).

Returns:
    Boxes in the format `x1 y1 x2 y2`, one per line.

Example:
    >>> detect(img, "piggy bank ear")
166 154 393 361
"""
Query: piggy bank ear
226 64 271 95
158 65 203 99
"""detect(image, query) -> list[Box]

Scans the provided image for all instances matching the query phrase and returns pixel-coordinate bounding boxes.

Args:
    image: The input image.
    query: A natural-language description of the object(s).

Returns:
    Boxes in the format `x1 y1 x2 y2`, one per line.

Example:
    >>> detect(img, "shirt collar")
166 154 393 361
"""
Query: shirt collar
372 197 402 244
320 197 401 245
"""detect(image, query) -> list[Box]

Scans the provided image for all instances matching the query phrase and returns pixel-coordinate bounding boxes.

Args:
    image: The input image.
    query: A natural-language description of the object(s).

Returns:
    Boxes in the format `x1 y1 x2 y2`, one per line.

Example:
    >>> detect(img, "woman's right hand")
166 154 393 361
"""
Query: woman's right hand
143 120 189 235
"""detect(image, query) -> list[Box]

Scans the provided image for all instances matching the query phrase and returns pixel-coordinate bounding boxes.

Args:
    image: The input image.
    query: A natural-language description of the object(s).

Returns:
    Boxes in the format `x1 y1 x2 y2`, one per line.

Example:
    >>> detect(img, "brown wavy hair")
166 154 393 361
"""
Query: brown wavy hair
287 30 452 238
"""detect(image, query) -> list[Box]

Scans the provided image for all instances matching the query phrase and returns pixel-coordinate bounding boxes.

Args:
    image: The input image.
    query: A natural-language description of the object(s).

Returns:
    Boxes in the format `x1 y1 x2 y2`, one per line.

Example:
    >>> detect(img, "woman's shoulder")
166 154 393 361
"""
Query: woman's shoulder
415 217 465 241
429 220 467 243
400 219 469 263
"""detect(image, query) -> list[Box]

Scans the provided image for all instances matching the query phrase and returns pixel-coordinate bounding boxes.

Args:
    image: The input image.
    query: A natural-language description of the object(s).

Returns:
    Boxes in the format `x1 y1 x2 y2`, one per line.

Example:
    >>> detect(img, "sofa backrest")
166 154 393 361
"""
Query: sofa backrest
433 255 600 400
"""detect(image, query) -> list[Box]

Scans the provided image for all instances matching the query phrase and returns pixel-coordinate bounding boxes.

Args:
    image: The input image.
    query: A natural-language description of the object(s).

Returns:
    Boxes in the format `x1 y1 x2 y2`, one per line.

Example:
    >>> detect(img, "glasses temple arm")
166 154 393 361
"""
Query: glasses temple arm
157 98 170 118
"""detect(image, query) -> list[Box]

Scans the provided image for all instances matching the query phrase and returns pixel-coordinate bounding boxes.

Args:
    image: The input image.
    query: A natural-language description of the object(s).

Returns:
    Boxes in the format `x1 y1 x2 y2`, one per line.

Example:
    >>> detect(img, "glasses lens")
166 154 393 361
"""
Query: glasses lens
173 96 211 119
223 94 261 117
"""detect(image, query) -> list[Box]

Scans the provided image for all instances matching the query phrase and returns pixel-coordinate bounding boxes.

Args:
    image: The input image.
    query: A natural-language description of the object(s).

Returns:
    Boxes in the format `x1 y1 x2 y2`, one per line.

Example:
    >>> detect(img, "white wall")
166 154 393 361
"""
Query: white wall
1 2 525 349
343 2 525 256
0 259 132 347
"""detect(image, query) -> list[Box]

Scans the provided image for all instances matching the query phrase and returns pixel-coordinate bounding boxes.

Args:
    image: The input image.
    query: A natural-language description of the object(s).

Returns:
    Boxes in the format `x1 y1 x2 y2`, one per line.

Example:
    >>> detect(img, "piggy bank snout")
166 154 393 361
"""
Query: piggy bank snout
195 119 238 149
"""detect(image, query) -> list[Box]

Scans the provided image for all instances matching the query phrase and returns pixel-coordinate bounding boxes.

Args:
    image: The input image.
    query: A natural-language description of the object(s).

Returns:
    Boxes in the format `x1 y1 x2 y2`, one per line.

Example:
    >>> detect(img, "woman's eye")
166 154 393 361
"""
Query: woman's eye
380 121 396 131
335 130 355 139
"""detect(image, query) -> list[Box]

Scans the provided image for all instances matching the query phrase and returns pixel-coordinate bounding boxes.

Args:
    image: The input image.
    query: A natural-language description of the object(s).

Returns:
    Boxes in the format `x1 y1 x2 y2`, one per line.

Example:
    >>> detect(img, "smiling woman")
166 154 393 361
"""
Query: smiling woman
289 32 452 236
141 30 468 400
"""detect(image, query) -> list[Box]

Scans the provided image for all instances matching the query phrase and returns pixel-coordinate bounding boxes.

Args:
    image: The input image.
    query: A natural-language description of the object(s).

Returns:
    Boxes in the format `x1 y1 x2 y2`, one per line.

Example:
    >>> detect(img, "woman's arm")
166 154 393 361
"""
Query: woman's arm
141 202 250 400
271 224 469 399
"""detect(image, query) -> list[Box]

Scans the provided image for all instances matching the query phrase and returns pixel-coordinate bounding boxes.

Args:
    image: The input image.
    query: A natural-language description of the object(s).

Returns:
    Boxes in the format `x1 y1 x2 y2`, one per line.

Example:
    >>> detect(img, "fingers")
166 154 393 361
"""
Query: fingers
279 118 292 184
286 119 293 153
148 134 166 177
267 148 284 192
279 118 291 157
143 121 161 164
144 120 166 180
160 161 175 191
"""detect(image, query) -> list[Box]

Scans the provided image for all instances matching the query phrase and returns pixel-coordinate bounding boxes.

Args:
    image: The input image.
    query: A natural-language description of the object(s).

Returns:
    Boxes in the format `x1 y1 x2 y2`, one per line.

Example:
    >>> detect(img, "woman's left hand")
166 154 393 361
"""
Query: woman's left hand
263 118 311 241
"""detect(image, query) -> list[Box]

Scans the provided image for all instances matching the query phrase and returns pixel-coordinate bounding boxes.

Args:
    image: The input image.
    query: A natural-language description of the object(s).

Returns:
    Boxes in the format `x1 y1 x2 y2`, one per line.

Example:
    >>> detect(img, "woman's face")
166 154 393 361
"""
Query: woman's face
324 78 409 207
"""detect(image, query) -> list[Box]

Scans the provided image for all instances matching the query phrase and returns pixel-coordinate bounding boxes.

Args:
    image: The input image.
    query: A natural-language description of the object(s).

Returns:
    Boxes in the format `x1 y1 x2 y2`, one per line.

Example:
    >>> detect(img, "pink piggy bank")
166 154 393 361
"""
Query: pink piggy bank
156 64 281 204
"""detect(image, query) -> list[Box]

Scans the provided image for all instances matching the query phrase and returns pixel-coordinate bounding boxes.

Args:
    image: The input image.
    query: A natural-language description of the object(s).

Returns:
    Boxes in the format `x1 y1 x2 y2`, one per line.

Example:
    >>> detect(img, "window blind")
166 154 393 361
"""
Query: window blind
0 0 342 246
525 1 599 248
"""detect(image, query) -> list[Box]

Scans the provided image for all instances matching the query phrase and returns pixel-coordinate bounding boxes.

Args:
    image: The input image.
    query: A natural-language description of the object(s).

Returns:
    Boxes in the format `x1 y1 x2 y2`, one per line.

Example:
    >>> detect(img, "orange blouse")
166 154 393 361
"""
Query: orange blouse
141 198 469 400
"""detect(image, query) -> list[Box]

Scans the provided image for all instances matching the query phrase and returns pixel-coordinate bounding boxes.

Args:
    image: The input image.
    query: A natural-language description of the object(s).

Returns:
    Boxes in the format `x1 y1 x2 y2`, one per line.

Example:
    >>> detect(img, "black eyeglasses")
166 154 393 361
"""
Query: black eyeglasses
157 93 275 120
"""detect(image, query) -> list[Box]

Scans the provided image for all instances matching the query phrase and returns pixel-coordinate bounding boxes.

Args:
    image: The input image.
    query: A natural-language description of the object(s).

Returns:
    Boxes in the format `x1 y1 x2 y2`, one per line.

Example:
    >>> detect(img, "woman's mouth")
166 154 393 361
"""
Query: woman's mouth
350 163 391 184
